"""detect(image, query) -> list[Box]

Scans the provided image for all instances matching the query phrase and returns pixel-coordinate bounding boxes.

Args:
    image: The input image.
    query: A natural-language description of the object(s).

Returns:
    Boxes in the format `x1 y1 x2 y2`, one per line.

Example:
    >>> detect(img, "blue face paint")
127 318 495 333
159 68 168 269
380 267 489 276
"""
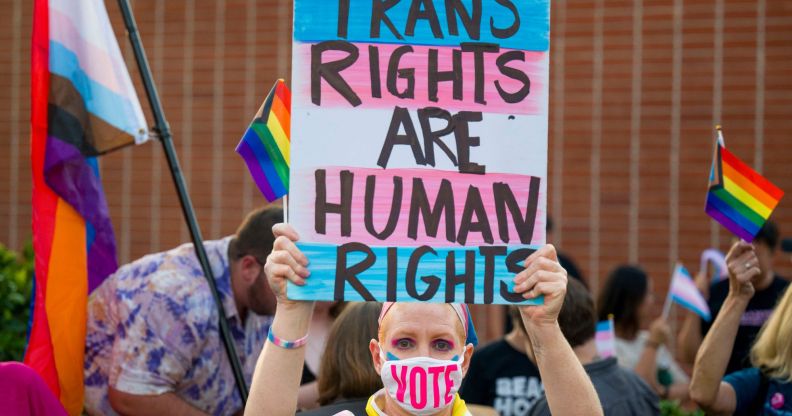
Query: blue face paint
451 355 459 361
386 352 400 361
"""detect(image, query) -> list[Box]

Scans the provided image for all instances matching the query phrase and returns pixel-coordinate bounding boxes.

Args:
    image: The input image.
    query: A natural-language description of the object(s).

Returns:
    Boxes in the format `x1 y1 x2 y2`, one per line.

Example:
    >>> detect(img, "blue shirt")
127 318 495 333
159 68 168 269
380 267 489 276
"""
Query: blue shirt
724 367 792 415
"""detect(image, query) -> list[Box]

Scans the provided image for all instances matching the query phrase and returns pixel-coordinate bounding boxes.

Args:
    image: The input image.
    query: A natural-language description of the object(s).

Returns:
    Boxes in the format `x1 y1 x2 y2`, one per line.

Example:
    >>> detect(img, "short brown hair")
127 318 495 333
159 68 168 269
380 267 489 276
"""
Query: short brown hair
227 206 283 263
318 302 383 405
558 279 596 348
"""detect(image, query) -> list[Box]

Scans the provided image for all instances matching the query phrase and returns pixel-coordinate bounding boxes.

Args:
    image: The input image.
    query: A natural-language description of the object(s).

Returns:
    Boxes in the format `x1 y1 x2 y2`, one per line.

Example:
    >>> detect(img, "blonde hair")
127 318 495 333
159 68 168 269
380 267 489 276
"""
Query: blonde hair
751 286 792 382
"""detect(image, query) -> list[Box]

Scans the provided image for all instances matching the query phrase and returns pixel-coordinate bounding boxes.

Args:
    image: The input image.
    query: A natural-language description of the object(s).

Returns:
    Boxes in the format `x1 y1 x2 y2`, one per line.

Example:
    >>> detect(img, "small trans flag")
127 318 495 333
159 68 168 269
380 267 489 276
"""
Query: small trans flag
595 315 616 358
668 263 711 321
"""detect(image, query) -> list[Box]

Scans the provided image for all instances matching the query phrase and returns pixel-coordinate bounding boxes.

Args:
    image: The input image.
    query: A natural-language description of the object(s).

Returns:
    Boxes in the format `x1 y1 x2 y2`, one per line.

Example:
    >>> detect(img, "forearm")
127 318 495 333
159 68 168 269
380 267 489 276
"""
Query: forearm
525 322 602 416
677 312 702 366
108 389 208 416
633 345 660 391
689 296 747 408
245 302 314 416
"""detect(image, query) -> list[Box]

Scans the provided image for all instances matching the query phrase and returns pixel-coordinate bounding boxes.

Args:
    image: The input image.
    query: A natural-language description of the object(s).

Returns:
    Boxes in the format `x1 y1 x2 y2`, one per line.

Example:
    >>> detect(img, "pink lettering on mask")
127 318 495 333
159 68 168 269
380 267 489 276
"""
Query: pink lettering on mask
444 364 459 405
391 365 408 402
410 366 428 409
427 366 444 407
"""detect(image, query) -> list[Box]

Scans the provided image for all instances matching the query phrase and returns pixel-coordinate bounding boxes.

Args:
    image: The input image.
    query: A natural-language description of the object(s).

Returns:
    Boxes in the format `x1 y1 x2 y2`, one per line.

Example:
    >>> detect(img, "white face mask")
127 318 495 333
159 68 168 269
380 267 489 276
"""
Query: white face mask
378 346 465 415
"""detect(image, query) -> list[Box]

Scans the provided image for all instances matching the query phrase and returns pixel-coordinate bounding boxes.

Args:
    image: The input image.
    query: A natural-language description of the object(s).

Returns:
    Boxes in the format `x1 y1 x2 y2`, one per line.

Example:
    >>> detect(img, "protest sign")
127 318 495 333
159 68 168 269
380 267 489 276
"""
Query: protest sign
288 0 550 304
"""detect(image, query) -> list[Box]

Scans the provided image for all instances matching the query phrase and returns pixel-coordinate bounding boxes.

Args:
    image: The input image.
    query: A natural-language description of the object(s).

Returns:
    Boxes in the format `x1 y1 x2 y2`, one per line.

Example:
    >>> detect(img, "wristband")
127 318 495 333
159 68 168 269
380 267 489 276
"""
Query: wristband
267 327 308 349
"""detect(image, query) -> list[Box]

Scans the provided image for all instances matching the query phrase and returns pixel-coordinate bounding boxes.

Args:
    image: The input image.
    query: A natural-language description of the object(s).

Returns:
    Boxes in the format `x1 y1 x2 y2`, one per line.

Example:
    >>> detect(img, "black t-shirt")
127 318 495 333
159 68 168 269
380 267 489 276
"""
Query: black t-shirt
702 275 789 374
460 339 543 416
528 357 659 416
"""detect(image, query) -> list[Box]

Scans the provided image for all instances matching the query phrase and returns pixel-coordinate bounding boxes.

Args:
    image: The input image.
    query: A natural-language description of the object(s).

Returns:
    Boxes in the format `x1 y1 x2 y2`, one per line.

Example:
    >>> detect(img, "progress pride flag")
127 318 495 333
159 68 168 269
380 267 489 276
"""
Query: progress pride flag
288 0 550 304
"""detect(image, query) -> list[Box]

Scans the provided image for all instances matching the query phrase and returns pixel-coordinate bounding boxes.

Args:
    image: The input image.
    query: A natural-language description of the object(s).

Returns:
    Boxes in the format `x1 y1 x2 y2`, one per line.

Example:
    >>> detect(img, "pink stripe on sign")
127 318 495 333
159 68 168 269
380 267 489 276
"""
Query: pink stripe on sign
295 42 547 115
296 166 545 246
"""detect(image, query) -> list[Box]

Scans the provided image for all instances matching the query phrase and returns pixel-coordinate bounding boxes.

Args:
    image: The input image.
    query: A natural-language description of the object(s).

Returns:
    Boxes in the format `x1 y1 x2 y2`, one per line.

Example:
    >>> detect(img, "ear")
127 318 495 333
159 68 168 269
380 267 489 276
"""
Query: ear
238 254 262 284
460 343 474 376
369 339 383 375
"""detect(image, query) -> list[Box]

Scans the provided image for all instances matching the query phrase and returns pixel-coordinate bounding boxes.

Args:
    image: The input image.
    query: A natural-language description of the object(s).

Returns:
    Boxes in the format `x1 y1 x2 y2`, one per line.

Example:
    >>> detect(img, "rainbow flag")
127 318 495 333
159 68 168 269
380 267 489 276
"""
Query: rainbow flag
236 79 291 202
668 263 711 321
705 127 783 242
27 0 148 414
595 316 616 358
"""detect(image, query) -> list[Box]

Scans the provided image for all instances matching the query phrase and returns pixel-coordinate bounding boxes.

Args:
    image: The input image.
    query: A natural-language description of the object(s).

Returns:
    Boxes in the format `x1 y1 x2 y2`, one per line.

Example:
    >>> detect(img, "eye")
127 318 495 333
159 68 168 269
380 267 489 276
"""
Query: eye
432 339 454 352
393 338 415 350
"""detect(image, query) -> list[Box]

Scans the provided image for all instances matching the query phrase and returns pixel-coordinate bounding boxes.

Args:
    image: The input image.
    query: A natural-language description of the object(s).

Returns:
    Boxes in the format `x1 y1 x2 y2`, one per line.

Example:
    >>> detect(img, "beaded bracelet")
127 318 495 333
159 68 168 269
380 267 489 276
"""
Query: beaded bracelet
267 327 308 349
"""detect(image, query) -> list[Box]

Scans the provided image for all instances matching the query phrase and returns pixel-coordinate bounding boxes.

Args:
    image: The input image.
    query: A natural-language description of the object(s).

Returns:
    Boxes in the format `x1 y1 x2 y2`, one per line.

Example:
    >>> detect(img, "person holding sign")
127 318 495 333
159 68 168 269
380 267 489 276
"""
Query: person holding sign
244 224 602 416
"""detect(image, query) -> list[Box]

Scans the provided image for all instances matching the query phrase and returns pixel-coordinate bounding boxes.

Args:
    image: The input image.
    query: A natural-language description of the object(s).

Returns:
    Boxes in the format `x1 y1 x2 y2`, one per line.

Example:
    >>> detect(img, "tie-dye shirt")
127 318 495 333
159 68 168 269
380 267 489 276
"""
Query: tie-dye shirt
84 237 271 415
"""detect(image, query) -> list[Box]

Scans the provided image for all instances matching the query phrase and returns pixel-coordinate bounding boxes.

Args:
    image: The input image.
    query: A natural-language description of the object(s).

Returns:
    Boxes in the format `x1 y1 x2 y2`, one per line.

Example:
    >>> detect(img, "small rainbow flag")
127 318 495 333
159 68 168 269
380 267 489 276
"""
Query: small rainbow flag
667 263 711 321
595 316 616 359
705 127 783 242
236 79 291 202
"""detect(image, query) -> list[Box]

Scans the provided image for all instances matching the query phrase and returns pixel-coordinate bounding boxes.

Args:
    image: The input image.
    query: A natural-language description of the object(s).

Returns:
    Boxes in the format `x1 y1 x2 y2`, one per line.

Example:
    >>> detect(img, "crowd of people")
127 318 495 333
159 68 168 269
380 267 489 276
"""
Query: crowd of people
4 207 791 415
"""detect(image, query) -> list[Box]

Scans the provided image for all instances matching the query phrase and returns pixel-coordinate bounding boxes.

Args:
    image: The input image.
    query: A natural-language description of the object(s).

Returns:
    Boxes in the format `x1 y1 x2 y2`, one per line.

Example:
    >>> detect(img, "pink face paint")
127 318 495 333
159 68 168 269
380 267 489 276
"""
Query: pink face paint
427 366 444 408
391 365 408 402
410 366 427 409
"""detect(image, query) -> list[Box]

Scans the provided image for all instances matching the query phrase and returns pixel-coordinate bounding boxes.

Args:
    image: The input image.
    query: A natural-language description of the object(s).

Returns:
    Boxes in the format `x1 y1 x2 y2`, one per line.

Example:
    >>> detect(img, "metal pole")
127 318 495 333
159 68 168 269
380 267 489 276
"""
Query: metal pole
116 0 248 403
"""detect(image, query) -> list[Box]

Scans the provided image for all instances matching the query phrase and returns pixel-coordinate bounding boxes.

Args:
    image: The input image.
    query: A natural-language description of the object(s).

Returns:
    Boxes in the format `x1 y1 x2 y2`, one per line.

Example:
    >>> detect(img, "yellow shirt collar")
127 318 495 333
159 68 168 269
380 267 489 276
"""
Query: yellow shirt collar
365 389 470 416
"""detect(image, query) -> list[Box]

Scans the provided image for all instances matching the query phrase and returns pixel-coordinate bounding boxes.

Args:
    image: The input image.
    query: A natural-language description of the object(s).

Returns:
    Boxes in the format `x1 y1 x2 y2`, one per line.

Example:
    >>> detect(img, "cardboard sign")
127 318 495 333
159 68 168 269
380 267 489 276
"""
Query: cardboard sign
288 0 550 304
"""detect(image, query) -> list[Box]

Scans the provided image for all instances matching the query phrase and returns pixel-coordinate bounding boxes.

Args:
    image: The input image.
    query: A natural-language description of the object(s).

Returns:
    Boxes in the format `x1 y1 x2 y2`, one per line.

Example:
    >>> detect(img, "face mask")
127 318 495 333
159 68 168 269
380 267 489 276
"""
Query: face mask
378 347 465 415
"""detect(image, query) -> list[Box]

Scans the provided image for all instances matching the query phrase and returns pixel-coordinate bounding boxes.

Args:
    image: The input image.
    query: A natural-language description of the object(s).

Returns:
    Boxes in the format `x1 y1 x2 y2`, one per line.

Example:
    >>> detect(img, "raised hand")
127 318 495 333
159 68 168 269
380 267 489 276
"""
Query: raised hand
648 317 672 347
724 240 759 301
264 223 310 305
512 244 568 328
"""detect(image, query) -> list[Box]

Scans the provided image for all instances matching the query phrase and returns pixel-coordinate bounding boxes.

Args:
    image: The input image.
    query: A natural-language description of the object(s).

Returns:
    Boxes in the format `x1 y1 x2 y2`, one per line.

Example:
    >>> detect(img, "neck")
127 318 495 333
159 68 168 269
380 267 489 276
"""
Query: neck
229 262 248 323
754 271 774 291
573 339 598 365
505 329 527 353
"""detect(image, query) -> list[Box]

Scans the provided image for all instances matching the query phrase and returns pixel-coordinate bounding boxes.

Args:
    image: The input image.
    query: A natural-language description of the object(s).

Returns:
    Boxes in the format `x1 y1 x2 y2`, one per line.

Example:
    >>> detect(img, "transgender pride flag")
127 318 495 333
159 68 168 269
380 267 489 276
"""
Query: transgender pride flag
666 263 711 321
595 316 616 359
27 0 147 413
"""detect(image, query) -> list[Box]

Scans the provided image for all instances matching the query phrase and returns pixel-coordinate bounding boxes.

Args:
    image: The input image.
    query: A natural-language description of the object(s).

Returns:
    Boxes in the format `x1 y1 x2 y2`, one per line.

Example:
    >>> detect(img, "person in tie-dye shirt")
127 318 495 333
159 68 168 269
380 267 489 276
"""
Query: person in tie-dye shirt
84 207 282 416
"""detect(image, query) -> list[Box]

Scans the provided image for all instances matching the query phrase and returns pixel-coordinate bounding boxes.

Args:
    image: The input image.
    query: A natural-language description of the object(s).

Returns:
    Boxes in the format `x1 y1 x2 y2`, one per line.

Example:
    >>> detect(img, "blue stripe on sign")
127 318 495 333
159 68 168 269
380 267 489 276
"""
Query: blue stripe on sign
48 41 142 137
293 0 549 52
287 242 545 305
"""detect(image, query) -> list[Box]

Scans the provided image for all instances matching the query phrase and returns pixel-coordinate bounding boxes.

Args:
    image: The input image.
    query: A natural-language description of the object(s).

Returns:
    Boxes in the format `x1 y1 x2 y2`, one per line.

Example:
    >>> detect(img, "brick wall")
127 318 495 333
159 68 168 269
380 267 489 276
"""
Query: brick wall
1 0 791 343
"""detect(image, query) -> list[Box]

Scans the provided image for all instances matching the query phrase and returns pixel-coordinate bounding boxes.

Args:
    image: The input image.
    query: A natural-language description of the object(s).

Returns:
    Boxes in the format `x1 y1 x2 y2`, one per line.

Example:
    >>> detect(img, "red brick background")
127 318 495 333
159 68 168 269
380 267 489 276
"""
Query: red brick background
1 0 791 343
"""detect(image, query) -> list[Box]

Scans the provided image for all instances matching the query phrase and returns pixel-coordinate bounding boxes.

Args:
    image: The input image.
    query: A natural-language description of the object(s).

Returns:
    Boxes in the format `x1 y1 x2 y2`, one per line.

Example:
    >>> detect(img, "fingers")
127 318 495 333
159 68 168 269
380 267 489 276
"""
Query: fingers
523 244 559 266
273 235 309 267
272 223 301 242
516 245 565 285
264 262 307 287
524 279 567 300
268 250 310 279
265 225 311 293
513 256 566 293
727 243 760 282
725 240 752 264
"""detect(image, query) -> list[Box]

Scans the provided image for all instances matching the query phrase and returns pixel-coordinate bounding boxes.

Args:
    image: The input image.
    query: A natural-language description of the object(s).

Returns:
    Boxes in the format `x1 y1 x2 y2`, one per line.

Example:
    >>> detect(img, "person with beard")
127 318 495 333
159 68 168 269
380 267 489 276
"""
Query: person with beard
84 207 282 415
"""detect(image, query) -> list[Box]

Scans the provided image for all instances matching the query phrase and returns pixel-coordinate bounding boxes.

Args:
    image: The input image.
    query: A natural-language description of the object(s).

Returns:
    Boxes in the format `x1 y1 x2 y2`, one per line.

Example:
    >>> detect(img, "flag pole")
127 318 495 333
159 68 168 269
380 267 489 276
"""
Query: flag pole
116 0 248 403
661 263 677 319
